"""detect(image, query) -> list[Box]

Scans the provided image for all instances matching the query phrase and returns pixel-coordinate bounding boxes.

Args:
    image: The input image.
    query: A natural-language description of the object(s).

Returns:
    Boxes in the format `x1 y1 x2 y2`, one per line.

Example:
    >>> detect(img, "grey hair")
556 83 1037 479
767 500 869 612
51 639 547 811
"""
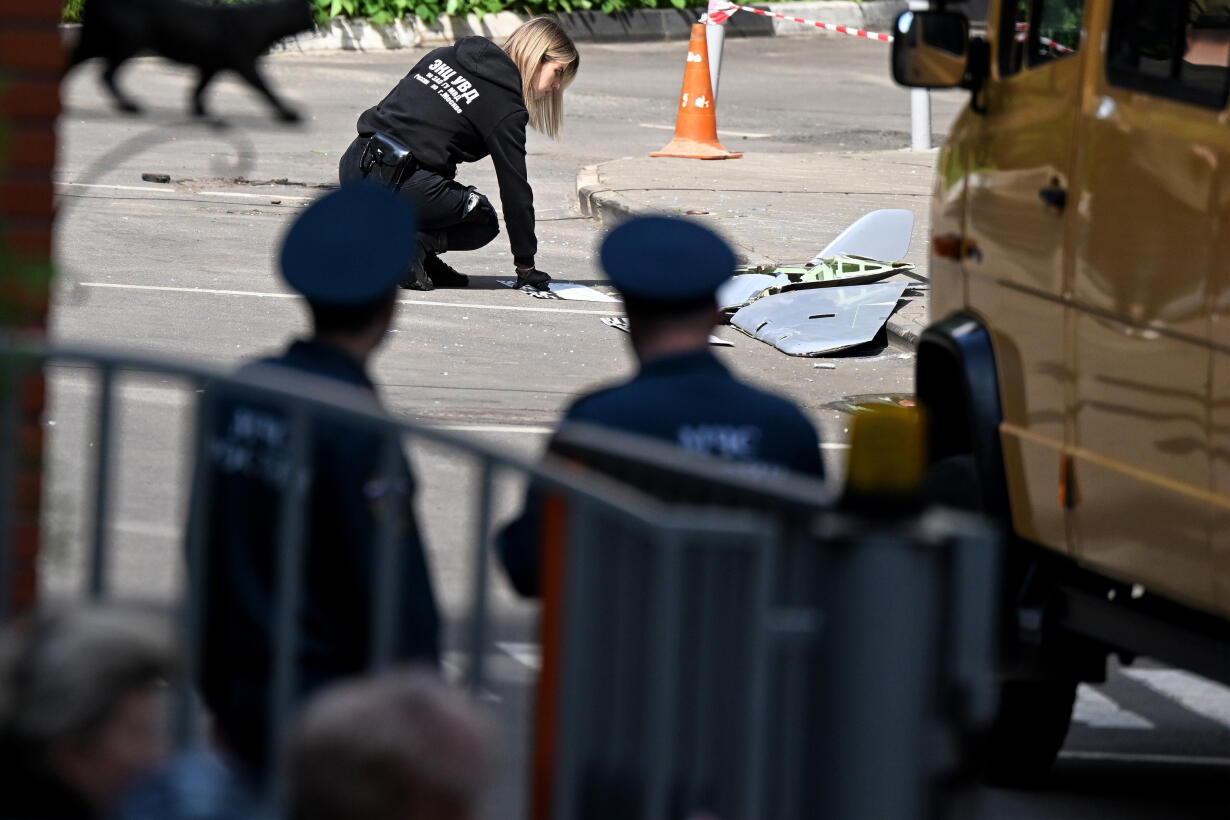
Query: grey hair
286 668 498 820
0 604 176 744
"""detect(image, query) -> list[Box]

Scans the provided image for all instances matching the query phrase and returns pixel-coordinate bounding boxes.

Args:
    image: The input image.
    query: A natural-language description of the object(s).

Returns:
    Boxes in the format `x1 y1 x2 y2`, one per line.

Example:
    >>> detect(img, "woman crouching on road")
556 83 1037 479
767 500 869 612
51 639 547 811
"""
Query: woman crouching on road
339 17 579 292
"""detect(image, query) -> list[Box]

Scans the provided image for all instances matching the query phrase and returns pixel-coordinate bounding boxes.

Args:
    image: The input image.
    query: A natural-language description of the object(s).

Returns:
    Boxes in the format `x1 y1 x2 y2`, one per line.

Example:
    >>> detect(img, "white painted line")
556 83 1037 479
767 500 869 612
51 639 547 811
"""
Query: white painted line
497 641 542 670
57 182 175 194
440 656 502 702
113 521 180 539
435 424 553 435
1058 750 1230 767
78 282 617 316
638 122 772 139
199 191 313 202
1071 684 1154 730
56 181 313 203
1122 668 1230 730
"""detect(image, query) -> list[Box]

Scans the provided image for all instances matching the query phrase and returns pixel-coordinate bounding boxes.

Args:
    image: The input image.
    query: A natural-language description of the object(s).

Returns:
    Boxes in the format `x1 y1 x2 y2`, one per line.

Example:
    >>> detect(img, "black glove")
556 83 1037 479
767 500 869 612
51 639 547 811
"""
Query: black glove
515 266 552 292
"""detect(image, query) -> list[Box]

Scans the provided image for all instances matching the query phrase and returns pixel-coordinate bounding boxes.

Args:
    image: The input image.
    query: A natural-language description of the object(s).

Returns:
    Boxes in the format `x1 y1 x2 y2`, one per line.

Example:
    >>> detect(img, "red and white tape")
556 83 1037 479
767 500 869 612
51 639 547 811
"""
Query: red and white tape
708 3 894 43
1014 21 1075 54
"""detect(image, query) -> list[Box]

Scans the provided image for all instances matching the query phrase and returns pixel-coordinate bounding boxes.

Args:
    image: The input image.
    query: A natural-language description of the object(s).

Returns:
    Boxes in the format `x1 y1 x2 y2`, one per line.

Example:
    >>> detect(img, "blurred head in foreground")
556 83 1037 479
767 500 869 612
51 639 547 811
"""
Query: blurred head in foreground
286 669 498 820
0 604 176 817
280 181 420 362
600 215 737 362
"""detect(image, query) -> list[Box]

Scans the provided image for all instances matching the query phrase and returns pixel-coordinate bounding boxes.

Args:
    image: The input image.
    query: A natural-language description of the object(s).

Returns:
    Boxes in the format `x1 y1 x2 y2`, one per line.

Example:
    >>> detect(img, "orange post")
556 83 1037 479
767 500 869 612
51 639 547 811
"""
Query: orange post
650 23 742 161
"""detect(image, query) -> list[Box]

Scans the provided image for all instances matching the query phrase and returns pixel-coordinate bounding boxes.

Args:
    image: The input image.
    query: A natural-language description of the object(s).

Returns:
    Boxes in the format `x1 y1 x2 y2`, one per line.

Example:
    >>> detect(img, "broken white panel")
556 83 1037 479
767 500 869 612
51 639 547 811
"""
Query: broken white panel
602 316 733 347
717 273 777 311
809 208 915 265
497 280 621 302
730 282 907 356
1071 684 1155 730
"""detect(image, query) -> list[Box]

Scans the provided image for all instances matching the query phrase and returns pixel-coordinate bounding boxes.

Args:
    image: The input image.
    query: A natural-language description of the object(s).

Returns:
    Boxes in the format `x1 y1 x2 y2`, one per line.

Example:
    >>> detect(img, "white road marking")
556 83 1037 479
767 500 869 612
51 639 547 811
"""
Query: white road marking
497 641 542 670
1122 668 1230 730
56 181 313 203
77 282 618 316
1058 750 1230 767
1071 684 1154 729
113 521 180 539
199 191 313 203
638 122 773 139
440 655 502 702
439 424 553 435
57 182 177 194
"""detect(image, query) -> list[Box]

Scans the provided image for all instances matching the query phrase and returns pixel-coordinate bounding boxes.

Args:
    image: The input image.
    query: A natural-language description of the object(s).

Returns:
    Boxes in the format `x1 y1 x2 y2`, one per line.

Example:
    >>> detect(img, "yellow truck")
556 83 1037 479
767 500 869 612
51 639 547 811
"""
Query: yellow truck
892 0 1230 785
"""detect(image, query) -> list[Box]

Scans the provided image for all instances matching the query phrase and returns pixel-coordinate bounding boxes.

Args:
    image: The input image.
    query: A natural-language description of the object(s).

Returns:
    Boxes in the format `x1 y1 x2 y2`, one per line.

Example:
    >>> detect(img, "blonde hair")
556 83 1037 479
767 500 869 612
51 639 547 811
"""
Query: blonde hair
502 17 579 140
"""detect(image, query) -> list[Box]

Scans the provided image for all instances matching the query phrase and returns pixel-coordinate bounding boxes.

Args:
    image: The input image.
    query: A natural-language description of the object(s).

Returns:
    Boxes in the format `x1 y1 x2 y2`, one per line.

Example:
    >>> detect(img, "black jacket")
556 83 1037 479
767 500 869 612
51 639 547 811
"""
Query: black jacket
196 340 440 771
357 37 537 268
498 350 825 596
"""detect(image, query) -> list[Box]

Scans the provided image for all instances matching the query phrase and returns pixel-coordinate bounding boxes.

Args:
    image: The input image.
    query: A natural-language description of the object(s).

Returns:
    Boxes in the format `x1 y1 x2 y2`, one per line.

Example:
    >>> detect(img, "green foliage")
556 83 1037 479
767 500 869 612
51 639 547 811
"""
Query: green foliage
62 0 85 22
63 0 702 25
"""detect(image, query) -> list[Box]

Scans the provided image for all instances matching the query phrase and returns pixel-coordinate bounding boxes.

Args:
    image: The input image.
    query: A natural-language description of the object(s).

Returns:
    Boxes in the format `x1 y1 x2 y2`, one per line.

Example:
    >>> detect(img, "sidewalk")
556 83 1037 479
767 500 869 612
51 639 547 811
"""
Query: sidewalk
574 147 939 347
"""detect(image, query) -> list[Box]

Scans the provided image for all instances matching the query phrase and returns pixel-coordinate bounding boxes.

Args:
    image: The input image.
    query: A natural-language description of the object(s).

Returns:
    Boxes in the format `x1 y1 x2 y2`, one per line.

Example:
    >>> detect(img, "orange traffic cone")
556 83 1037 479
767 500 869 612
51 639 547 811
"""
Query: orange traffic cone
650 23 742 160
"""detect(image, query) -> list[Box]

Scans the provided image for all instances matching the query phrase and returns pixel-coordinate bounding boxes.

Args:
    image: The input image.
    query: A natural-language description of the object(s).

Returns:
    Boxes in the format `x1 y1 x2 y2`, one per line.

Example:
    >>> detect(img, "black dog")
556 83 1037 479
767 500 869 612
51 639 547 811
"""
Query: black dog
70 0 315 122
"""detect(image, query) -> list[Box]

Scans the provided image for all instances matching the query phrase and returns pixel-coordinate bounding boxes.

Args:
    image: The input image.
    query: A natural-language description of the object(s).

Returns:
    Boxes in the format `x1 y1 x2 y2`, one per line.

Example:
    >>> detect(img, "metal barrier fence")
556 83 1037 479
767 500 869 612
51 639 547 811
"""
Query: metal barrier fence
0 340 1000 819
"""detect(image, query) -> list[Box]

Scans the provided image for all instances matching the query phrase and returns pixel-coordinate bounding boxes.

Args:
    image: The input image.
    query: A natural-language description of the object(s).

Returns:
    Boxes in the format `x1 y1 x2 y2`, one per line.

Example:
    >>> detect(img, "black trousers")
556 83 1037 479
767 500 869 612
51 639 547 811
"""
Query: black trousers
339 136 500 253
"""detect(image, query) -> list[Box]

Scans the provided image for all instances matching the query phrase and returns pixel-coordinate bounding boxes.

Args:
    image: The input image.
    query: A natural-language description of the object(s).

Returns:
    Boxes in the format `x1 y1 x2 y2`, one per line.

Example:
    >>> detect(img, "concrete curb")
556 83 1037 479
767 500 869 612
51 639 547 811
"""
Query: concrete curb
577 161 791 278
62 1 905 52
575 160 923 349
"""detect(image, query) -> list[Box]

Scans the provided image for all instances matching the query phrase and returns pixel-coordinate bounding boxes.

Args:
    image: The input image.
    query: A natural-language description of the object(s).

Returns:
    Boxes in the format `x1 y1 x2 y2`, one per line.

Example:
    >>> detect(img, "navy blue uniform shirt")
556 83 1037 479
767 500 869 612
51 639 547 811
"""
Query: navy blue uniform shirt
196 340 439 772
498 349 823 596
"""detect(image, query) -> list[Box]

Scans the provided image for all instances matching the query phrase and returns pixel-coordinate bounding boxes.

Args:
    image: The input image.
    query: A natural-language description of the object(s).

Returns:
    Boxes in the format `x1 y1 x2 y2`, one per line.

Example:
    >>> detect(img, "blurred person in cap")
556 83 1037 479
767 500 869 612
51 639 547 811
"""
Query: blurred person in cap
339 17 579 293
285 669 497 820
0 605 175 819
497 215 825 596
193 182 440 780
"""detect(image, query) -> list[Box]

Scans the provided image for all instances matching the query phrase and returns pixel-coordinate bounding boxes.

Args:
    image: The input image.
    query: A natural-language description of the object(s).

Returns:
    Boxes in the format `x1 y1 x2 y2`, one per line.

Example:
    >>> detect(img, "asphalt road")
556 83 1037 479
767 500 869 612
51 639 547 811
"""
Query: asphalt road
47 35 1230 818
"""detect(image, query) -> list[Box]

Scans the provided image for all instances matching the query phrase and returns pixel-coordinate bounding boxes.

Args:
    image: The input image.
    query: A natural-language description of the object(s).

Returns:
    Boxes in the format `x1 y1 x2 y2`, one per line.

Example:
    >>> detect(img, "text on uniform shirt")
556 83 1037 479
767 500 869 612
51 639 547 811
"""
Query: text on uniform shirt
677 424 763 460
209 407 292 485
414 58 481 114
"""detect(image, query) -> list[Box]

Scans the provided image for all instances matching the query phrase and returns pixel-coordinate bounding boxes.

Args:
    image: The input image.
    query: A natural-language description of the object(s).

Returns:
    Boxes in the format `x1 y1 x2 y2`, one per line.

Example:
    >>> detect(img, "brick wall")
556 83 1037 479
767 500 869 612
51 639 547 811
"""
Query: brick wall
0 0 62 613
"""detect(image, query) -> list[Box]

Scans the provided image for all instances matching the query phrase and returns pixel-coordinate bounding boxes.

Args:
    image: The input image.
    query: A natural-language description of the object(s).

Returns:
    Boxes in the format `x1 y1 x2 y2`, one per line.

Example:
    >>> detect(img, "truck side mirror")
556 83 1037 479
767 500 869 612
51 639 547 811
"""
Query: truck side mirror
891 10 971 89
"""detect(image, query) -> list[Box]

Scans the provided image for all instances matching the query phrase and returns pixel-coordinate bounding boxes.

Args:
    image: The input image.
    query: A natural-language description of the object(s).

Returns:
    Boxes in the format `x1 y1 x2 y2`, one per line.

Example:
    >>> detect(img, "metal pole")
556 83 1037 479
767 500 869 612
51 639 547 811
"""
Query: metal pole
465 459 494 697
269 407 311 802
0 354 19 620
644 528 684 820
909 0 932 151
88 366 115 599
706 20 726 103
369 428 404 671
175 388 215 748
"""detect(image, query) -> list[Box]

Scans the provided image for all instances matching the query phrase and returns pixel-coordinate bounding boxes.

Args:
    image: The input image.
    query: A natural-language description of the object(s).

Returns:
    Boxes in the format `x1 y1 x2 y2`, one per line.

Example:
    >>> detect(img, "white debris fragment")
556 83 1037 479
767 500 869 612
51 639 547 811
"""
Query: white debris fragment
812 363 836 369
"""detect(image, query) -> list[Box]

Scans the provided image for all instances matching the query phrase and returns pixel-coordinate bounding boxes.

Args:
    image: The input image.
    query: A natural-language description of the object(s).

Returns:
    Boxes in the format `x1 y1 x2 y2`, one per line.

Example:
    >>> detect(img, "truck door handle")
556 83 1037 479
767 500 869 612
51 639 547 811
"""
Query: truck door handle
1038 186 1067 211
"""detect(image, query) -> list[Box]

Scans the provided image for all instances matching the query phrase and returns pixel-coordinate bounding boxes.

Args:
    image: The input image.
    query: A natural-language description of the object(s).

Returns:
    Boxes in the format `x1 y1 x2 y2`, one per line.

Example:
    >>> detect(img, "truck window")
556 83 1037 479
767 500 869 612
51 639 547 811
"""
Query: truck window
1107 0 1230 108
1000 0 1085 76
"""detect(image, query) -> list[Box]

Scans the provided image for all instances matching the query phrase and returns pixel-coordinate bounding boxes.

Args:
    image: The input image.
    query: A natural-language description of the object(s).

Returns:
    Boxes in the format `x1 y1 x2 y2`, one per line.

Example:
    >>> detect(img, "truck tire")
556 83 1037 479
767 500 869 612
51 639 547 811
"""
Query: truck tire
981 678 1077 787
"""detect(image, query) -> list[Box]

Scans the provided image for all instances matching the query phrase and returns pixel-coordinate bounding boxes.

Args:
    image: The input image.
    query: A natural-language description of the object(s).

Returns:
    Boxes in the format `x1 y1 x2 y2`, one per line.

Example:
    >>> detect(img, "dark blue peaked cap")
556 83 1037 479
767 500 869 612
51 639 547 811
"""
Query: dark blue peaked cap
280 182 418 305
600 215 736 303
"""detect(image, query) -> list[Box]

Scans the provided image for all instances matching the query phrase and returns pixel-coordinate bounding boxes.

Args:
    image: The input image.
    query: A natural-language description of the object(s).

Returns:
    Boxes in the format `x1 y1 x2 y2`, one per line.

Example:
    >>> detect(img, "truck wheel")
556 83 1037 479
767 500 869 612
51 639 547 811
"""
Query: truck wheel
925 455 1077 787
981 678 1077 787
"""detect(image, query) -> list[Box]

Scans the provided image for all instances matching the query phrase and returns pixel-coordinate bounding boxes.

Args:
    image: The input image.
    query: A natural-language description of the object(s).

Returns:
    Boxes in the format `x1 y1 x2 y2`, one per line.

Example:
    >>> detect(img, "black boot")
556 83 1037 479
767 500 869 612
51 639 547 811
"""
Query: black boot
423 253 469 287
399 231 448 292
400 245 433 291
